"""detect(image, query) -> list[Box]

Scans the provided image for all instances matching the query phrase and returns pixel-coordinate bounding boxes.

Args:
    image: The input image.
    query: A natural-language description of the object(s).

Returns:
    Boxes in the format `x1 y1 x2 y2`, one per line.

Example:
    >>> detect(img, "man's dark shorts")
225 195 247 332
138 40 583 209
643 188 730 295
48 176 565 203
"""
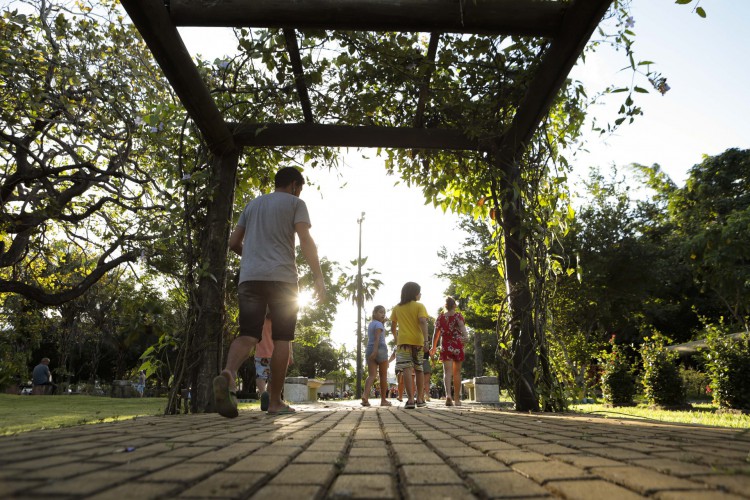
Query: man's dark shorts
238 281 299 342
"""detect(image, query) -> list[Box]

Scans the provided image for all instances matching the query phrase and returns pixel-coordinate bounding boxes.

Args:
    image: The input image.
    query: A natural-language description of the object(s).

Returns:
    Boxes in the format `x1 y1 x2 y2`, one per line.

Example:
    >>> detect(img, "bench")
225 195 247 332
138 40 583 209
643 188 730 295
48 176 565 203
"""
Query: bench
284 377 325 402
461 376 499 403
111 380 135 398
32 385 54 395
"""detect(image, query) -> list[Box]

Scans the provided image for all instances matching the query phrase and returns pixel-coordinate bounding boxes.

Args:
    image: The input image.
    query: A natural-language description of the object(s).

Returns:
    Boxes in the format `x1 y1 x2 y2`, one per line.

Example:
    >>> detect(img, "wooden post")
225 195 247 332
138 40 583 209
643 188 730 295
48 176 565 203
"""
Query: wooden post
495 154 539 412
189 149 240 413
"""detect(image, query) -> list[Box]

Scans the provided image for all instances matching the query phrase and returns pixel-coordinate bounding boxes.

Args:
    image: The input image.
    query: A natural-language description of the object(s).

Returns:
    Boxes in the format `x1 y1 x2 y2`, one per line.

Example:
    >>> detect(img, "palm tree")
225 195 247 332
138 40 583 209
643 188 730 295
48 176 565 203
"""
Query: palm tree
339 257 383 396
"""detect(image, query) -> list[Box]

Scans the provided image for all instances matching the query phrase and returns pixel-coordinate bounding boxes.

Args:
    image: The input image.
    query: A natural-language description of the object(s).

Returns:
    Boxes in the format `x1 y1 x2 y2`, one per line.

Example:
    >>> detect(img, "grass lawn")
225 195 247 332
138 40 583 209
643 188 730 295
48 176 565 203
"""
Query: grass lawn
569 401 750 429
0 394 258 436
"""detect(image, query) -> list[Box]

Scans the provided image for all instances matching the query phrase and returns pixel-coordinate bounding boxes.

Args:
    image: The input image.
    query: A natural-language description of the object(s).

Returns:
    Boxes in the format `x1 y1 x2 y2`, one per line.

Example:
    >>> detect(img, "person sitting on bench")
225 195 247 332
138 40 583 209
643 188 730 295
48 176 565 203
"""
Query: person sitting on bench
32 357 57 395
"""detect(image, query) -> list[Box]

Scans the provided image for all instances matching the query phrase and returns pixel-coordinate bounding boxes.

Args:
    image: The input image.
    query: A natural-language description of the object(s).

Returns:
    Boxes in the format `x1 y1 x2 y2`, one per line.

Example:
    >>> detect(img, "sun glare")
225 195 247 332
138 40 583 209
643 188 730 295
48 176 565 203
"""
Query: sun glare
297 289 315 310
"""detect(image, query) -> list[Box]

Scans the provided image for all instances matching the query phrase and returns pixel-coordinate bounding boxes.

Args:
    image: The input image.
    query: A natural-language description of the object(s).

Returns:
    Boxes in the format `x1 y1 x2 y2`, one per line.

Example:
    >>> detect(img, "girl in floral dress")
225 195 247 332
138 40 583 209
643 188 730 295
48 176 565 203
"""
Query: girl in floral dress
430 296 468 406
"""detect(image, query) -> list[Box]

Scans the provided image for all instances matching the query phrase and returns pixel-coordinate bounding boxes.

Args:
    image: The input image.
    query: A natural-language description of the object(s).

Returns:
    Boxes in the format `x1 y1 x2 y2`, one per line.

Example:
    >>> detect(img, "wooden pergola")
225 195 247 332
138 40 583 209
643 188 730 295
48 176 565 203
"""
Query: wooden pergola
121 0 613 413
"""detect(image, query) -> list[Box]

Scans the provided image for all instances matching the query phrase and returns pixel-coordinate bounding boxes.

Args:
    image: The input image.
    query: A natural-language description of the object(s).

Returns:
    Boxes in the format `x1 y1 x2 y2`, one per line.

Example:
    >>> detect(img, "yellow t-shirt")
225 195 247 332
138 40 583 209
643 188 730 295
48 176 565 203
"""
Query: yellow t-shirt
391 301 428 346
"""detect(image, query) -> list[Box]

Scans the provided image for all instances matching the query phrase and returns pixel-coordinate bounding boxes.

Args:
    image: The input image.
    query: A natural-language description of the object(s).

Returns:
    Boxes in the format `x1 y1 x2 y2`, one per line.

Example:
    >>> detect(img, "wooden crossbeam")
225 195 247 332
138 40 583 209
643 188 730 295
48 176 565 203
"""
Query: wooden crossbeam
120 0 236 155
283 29 314 124
232 123 492 151
169 0 566 37
496 0 613 162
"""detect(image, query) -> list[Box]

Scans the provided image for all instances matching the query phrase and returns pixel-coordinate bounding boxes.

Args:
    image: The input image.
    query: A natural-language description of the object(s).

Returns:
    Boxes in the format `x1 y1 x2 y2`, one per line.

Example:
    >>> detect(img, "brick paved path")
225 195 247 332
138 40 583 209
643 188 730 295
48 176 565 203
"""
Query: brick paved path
1 400 748 499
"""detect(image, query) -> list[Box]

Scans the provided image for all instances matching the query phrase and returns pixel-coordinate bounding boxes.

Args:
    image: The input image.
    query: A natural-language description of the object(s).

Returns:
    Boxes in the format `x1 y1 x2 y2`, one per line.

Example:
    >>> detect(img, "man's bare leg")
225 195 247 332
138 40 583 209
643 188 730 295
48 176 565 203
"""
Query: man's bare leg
267 340 292 413
220 336 258 390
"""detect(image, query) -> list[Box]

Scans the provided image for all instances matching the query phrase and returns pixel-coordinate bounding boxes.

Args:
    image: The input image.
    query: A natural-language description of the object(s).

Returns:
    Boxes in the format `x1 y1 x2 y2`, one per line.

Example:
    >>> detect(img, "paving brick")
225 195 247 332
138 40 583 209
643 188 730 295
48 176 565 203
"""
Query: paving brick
545 479 645 500
653 490 746 500
161 445 220 458
109 455 185 472
449 455 509 473
184 444 264 464
392 447 445 465
590 465 708 495
293 450 342 463
468 471 550 498
349 446 389 457
690 473 750 497
0 479 42 497
24 460 110 479
587 446 651 461
489 448 548 465
342 456 392 474
269 463 337 485
554 453 622 469
178 471 266 498
523 443 580 456
405 484 479 499
512 460 591 484
401 464 463 485
250 484 323 499
30 470 137 496
141 462 224 482
471 440 520 453
227 454 289 474
628 458 717 477
86 481 183 500
328 473 395 498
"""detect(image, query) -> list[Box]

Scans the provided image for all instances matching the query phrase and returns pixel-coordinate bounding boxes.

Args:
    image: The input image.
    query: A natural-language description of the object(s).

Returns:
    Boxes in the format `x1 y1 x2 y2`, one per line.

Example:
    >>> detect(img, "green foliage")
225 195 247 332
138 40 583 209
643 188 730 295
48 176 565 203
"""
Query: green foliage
668 149 750 329
640 334 686 407
702 321 750 410
599 335 636 406
679 367 711 401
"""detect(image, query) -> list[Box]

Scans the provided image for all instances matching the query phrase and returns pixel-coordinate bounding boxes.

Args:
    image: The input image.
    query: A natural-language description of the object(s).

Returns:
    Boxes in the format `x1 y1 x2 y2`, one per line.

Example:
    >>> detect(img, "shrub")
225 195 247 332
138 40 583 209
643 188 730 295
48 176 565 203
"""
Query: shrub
679 367 711 401
640 335 686 407
702 322 750 411
599 335 636 406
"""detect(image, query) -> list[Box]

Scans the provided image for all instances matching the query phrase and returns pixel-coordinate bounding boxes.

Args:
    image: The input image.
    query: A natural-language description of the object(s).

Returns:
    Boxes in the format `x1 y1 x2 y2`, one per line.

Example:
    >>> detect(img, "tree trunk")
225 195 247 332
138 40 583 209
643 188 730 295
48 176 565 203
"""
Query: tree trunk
495 154 539 412
474 330 483 377
189 150 240 413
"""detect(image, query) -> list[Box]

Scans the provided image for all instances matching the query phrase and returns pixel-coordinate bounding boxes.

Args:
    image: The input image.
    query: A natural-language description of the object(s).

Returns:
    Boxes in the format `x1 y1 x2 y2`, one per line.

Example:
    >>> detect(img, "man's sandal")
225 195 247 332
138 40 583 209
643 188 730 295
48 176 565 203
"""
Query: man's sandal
213 374 239 418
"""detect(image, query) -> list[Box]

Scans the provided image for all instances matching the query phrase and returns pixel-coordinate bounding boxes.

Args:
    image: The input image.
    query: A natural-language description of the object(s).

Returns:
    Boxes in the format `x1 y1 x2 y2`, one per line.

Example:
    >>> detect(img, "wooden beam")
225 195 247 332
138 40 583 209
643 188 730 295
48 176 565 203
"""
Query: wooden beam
120 0 236 155
283 29 314 124
232 123 491 151
169 0 566 37
496 0 613 161
414 33 440 129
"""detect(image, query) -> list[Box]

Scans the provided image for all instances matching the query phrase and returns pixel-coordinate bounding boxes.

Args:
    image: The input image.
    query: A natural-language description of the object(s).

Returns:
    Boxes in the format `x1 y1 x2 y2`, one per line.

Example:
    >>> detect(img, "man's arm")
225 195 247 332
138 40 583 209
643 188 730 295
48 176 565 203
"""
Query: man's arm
229 225 244 255
295 222 326 303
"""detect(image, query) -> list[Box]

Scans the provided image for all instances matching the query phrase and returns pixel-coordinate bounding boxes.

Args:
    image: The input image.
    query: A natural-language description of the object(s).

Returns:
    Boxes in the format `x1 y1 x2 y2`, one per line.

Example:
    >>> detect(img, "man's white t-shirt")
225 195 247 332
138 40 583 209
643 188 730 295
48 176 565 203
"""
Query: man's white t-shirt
237 191 311 284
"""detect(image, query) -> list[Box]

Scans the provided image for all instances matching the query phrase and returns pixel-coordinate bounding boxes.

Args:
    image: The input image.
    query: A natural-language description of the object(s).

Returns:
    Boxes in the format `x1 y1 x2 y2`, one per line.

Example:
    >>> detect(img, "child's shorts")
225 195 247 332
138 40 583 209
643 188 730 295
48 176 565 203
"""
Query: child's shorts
254 356 272 381
395 345 424 373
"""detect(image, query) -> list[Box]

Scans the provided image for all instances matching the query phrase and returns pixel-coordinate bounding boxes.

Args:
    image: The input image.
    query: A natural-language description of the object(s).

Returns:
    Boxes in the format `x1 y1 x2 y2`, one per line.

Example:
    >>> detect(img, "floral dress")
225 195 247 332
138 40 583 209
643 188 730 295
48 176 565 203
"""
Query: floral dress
437 312 465 362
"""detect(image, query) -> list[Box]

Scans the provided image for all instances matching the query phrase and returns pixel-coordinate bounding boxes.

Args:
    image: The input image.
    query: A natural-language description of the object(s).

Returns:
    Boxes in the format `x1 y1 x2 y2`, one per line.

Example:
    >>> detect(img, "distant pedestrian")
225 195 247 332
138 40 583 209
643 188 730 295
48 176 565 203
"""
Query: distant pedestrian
391 282 429 409
255 315 293 411
136 370 146 397
32 358 57 395
362 305 392 407
431 296 468 406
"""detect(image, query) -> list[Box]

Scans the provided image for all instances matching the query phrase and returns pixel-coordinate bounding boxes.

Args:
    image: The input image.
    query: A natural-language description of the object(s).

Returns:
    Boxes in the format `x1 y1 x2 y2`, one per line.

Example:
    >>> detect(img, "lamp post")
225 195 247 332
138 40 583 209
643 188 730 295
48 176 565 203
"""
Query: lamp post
356 211 365 399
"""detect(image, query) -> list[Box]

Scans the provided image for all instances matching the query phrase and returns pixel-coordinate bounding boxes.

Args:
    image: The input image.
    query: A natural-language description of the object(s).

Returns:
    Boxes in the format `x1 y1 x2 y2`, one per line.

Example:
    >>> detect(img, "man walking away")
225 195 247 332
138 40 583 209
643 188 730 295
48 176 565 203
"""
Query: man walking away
213 166 326 417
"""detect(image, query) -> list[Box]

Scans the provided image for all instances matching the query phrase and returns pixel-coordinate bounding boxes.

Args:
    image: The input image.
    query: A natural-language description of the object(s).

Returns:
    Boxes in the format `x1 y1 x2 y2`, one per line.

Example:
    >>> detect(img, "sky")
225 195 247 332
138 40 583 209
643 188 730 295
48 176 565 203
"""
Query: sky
177 0 750 350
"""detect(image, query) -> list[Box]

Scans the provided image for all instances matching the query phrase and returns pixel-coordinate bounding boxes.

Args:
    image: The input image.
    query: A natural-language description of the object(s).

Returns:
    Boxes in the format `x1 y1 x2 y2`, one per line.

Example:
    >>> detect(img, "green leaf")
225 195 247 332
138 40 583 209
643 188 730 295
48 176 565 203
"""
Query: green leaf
696 6 706 18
